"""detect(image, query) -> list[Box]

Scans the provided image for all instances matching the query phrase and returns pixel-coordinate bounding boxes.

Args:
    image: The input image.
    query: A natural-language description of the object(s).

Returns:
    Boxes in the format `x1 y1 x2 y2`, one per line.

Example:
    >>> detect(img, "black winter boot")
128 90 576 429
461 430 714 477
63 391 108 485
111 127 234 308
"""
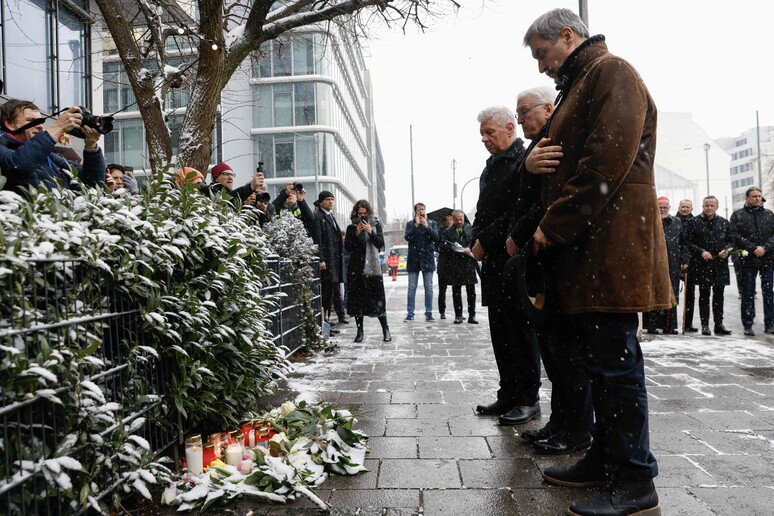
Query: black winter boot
568 478 660 516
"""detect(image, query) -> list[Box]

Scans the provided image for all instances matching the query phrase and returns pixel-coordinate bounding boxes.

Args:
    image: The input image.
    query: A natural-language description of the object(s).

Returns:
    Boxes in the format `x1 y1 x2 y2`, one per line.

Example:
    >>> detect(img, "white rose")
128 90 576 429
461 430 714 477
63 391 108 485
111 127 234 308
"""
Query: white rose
742 250 749 257
269 432 286 444
280 401 296 417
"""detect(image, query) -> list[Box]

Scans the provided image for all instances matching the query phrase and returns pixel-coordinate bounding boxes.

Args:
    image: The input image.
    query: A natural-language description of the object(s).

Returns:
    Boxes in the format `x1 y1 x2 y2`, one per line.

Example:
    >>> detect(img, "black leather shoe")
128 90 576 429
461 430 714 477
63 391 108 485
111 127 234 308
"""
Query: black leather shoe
467 317 479 324
766 327 774 335
476 399 516 416
499 402 541 425
568 478 660 516
440 313 446 320
353 328 364 343
686 326 699 333
338 317 350 324
701 325 711 336
329 328 340 335
645 327 658 334
532 431 592 455
453 316 463 324
541 453 608 488
383 329 392 342
714 325 732 335
520 421 560 443
664 329 679 335
744 327 755 336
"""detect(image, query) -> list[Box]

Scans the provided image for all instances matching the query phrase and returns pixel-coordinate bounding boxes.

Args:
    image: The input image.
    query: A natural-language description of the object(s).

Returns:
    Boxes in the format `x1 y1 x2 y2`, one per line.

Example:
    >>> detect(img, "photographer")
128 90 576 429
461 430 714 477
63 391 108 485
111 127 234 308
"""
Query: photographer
273 182 320 246
0 99 106 194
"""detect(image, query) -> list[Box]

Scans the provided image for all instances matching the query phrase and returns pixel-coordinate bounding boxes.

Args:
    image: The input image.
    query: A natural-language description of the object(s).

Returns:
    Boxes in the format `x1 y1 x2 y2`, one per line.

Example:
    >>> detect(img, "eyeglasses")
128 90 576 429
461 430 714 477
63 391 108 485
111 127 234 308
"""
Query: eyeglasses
516 103 544 120
220 172 235 177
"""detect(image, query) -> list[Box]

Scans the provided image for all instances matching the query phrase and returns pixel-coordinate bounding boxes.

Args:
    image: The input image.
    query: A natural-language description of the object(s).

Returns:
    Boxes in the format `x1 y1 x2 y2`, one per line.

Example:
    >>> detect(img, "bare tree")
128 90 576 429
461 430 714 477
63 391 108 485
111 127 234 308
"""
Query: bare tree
92 0 460 174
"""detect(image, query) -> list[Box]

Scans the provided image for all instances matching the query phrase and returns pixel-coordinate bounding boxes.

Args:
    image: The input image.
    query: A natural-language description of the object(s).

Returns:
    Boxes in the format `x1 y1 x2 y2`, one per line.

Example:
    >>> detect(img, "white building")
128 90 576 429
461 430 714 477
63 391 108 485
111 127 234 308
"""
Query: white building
717 126 774 210
655 112 733 219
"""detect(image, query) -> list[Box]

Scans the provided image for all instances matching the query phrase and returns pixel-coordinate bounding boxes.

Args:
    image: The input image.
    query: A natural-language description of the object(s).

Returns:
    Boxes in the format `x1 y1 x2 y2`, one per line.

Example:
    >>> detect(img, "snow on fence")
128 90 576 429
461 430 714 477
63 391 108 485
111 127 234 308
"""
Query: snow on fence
0 256 320 515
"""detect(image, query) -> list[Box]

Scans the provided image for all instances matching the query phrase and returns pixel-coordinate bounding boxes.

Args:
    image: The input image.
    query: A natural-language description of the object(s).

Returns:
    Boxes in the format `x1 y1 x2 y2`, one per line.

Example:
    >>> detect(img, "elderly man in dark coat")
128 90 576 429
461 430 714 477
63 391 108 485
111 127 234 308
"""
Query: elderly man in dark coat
315 190 348 326
684 196 734 336
442 210 478 324
730 186 774 335
522 8 674 515
644 196 687 334
470 106 541 426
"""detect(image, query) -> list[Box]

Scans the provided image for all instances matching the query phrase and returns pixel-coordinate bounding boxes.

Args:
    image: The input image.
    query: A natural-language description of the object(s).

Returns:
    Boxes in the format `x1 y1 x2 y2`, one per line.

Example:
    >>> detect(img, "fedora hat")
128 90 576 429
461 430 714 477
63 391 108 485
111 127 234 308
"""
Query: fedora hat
506 239 554 326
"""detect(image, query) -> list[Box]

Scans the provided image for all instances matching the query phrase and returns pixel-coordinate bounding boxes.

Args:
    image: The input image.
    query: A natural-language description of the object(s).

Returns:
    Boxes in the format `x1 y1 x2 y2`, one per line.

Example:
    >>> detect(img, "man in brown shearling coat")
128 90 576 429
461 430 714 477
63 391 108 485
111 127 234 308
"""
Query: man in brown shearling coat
522 8 674 516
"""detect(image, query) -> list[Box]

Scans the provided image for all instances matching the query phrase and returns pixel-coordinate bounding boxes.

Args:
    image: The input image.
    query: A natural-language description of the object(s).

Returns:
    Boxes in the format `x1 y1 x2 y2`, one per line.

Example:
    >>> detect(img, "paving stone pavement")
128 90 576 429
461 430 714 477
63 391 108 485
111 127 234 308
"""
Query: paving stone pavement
239 273 774 516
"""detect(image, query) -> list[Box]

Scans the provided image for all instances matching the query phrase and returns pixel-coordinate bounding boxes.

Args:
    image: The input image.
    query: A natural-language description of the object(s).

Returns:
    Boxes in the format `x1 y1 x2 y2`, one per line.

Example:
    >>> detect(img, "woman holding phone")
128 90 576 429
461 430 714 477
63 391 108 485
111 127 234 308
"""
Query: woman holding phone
345 200 391 342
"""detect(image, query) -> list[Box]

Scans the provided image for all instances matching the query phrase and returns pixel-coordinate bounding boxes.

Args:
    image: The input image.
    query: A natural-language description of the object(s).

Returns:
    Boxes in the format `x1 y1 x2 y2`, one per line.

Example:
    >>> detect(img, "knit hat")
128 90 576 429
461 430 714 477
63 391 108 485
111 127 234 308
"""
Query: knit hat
210 162 233 181
318 190 334 203
657 196 670 203
176 167 204 186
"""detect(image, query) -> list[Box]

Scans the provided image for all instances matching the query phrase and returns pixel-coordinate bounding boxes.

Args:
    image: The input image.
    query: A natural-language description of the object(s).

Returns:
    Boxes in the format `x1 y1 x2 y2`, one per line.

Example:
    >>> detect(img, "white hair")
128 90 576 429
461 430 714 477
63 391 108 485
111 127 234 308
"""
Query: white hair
517 85 556 106
476 106 515 127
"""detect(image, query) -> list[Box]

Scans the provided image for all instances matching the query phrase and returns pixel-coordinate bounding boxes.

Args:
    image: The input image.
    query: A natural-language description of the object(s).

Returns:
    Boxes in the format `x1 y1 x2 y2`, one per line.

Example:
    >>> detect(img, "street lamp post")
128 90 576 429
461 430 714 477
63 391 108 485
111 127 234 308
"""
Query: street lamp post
703 142 711 196
451 158 457 209
459 176 480 213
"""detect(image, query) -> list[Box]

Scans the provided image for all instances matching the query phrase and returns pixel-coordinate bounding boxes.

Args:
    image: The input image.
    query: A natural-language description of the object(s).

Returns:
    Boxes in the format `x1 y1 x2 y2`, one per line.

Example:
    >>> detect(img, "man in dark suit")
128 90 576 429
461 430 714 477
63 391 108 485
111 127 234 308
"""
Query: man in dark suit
470 105 541 426
442 210 478 324
315 191 348 326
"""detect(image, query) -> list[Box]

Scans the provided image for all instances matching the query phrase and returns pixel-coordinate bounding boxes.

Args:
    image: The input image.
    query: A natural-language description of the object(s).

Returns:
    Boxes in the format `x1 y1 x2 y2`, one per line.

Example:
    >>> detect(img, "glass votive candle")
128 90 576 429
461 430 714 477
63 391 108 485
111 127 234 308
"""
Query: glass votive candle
185 434 203 475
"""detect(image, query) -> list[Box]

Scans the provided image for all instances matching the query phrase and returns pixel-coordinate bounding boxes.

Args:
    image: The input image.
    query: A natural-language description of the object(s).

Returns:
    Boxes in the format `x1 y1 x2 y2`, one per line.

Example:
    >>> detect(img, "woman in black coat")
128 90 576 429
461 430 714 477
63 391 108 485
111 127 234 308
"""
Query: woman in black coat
345 200 391 343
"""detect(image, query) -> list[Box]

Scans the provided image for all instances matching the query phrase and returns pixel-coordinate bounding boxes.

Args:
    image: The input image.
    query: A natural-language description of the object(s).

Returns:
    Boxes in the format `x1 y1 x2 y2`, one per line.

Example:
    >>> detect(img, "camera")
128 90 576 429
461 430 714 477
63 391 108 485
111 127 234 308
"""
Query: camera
69 106 114 139
292 182 303 192
255 192 270 203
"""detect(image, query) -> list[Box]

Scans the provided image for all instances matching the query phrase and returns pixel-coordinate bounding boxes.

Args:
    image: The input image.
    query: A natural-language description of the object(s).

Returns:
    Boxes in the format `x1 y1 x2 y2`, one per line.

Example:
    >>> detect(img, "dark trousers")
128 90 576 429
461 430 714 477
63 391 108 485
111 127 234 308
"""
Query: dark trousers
452 284 476 318
684 274 697 328
536 318 593 437
572 312 657 481
438 280 448 315
741 266 774 329
322 280 344 320
487 298 541 405
698 282 725 327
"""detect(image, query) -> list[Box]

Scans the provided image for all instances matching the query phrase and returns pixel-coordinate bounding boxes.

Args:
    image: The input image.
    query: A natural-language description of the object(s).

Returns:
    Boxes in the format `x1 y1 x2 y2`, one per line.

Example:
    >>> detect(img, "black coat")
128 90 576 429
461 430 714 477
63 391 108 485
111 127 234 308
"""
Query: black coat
684 213 733 286
315 209 344 283
730 204 774 269
345 220 386 317
436 223 453 281
472 138 526 305
442 224 478 285
661 215 687 299
404 220 439 272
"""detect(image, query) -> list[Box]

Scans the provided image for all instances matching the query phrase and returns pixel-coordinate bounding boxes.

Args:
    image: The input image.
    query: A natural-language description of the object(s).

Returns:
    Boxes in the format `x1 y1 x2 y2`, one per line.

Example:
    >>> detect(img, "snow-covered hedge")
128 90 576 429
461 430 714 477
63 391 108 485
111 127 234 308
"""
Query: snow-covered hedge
0 173 294 513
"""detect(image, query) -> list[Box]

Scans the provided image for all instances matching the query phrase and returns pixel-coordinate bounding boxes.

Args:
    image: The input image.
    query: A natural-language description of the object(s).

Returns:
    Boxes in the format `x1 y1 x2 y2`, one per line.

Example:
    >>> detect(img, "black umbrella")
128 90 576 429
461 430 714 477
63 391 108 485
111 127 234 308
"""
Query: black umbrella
426 207 470 227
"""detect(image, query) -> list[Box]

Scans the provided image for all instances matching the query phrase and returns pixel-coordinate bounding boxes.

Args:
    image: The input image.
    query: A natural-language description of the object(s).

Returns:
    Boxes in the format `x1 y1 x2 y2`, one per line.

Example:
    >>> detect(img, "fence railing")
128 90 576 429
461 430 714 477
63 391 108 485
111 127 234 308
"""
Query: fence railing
0 256 320 515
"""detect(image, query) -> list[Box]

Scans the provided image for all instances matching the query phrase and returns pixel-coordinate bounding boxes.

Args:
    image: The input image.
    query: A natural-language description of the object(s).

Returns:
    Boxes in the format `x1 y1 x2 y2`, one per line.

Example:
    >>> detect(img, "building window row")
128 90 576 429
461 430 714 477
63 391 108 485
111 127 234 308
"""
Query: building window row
1 0 91 113
730 161 754 176
732 177 755 189
732 148 753 161
735 138 748 146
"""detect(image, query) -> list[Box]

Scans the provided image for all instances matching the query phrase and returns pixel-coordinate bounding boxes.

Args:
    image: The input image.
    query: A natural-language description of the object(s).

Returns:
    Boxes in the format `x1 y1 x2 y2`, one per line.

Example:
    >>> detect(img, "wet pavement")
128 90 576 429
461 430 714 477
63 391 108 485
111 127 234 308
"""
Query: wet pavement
243 272 774 515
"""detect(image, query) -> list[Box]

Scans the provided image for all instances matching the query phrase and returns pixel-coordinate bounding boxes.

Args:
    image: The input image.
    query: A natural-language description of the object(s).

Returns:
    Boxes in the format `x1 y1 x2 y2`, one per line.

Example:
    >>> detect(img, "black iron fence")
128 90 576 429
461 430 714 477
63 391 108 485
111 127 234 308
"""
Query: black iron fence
0 256 320 515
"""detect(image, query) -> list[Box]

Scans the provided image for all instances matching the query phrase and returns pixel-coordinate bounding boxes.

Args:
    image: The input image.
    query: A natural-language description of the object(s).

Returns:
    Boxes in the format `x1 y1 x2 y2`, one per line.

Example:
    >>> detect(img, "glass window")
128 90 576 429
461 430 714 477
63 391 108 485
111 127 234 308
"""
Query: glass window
294 82 316 125
316 82 332 125
273 83 292 126
275 134 294 177
57 7 88 108
293 36 315 75
4 0 51 109
271 42 292 77
253 84 273 128
121 118 146 169
295 134 316 176
103 62 120 113
256 134 275 177
254 42 272 77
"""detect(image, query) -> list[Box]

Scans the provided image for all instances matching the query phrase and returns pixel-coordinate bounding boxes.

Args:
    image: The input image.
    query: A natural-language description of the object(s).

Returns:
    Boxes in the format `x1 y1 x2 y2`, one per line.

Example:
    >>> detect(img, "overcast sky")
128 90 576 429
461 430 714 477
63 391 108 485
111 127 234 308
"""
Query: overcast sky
363 0 774 221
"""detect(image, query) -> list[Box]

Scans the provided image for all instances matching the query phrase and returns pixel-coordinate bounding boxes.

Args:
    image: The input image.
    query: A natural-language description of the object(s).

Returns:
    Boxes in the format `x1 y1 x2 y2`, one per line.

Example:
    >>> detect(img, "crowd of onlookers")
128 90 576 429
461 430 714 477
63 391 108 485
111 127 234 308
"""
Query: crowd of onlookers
645 191 774 338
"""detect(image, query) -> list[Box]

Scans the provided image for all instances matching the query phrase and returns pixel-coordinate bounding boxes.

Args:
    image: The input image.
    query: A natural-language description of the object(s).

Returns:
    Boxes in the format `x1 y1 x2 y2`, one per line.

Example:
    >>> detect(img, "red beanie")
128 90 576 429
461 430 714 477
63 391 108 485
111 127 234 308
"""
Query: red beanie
657 196 670 203
210 162 233 181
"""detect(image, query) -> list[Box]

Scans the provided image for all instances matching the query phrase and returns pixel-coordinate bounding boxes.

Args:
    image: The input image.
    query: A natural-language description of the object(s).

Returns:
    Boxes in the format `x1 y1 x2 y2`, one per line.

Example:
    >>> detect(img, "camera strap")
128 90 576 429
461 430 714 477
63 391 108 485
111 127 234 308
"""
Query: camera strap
6 117 47 135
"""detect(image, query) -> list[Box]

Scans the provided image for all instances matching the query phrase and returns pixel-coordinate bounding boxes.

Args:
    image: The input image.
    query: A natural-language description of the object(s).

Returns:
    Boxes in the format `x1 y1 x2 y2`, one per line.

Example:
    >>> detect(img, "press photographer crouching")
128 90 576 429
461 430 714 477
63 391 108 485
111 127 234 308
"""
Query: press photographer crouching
0 99 106 194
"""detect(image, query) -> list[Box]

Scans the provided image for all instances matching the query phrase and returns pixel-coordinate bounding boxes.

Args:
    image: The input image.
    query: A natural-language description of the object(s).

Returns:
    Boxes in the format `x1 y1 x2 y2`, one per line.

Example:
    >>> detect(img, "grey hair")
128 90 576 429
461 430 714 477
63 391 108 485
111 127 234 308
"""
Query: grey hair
523 8 590 46
451 210 465 218
517 85 556 106
477 106 515 127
